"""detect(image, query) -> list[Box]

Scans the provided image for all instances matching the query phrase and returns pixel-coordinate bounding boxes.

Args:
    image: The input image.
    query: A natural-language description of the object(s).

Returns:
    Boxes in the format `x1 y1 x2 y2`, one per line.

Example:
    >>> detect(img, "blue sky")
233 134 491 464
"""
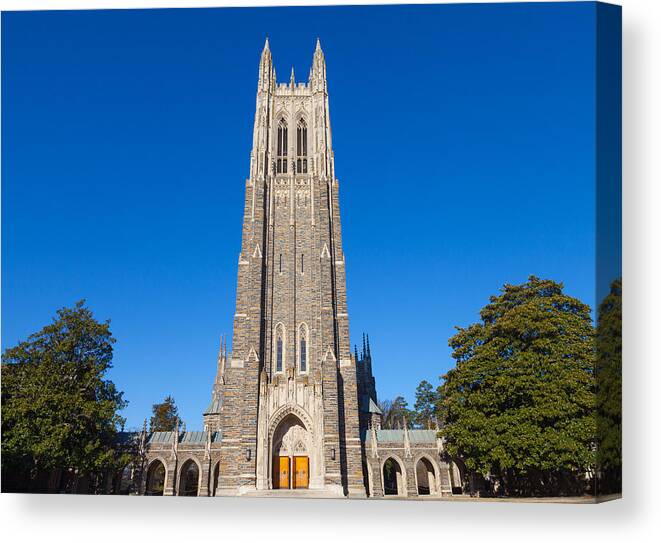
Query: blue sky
2 3 600 429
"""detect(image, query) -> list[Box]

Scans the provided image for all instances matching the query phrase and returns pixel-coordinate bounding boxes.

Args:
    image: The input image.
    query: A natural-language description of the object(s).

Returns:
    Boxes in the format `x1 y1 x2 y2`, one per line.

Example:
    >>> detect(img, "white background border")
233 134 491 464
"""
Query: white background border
1 1 659 542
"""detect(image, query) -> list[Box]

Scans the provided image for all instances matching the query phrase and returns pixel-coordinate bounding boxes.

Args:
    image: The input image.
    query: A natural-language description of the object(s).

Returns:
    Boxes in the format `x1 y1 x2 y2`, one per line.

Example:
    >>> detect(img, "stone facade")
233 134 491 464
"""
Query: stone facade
134 41 458 499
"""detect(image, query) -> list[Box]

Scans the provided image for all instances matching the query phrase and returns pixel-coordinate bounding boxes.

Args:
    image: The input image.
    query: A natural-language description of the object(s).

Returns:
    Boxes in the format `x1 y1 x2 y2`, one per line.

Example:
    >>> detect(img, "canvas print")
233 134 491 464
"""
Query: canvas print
1 2 622 502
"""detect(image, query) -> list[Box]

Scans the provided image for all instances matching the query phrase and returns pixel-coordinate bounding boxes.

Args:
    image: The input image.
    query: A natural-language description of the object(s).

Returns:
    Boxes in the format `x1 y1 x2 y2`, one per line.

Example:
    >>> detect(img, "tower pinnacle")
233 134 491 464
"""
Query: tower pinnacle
258 37 274 93
310 37 327 92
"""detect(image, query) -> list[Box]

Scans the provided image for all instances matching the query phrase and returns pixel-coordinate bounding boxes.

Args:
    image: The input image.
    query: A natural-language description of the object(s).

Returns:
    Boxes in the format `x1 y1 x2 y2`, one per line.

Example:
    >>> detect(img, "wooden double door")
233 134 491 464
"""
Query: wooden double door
274 456 309 489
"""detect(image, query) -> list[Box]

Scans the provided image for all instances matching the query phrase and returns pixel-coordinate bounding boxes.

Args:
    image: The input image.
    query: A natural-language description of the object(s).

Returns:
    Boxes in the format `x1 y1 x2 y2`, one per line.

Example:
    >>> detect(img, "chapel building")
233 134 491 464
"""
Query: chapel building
135 40 459 499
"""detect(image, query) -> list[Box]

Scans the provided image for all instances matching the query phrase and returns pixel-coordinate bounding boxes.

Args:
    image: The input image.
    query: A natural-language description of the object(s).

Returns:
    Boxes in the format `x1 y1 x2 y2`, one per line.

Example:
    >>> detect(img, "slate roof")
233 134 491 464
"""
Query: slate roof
409 429 438 443
373 429 438 444
180 431 207 444
146 430 222 445
360 395 382 414
148 431 177 444
376 429 405 442
368 398 383 415
204 397 223 415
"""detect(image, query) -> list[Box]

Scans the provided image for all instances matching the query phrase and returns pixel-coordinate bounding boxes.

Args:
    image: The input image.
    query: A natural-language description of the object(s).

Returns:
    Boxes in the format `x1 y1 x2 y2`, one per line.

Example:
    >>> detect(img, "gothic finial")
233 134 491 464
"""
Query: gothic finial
264 37 270 51
354 344 359 363
142 418 147 433
366 334 371 357
315 37 322 52
290 66 295 87
362 333 366 357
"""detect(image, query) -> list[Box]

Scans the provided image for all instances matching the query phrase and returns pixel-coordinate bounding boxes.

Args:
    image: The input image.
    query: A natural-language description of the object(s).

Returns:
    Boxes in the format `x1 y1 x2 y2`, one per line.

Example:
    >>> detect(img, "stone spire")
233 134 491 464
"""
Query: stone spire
290 66 296 88
310 38 327 93
258 36 275 93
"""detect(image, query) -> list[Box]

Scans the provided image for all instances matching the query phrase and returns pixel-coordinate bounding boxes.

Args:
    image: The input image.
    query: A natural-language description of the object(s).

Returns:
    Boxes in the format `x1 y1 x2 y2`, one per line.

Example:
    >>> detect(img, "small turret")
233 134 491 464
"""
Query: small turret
203 335 227 433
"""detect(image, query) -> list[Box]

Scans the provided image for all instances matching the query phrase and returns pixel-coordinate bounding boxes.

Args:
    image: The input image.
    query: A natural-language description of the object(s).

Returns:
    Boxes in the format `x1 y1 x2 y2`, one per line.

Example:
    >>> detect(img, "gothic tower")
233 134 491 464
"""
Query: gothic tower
208 39 366 497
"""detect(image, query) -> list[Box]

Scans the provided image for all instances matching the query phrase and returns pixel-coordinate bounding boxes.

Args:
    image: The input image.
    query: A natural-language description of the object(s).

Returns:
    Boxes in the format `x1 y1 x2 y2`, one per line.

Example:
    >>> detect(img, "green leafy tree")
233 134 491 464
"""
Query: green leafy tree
596 278 622 494
413 380 440 428
379 396 414 429
440 276 596 496
1 301 128 492
150 395 179 432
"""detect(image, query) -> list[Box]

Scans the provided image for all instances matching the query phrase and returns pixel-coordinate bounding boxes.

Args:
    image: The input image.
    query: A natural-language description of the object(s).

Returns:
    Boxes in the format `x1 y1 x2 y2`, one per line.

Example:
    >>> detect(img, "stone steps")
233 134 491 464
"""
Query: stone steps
243 489 341 499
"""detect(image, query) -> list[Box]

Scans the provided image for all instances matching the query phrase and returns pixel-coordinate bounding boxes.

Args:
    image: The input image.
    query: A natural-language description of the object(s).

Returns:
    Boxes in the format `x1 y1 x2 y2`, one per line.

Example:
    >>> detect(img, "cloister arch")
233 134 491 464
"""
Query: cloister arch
145 459 166 496
177 458 201 496
381 455 407 497
414 455 439 496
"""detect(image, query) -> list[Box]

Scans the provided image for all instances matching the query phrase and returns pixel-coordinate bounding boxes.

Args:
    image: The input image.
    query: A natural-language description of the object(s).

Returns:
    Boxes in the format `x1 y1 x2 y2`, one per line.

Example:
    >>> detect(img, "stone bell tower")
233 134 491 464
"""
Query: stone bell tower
210 39 366 497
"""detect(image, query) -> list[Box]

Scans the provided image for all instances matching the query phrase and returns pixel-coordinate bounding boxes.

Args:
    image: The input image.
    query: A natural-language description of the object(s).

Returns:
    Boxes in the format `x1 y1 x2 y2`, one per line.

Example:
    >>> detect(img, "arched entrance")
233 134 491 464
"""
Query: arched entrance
271 414 311 489
383 457 405 496
145 460 166 496
415 457 437 495
178 459 199 496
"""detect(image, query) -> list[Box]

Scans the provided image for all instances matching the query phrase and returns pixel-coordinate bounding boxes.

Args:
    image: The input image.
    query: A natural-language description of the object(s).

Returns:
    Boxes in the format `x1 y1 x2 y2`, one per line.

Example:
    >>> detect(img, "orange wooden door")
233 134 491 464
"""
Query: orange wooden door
293 456 309 489
277 456 290 489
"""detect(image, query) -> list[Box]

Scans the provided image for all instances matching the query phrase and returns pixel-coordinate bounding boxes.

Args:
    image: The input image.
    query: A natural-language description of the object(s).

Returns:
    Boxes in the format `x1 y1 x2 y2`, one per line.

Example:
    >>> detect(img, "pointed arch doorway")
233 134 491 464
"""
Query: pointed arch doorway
271 414 310 489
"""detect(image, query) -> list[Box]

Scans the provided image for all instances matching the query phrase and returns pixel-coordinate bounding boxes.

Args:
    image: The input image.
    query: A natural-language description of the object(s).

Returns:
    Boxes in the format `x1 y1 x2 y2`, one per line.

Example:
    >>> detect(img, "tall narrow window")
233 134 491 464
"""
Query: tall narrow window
277 118 288 174
300 254 304 273
300 337 307 372
274 324 286 373
299 324 308 373
296 119 308 174
279 253 282 273
276 336 283 372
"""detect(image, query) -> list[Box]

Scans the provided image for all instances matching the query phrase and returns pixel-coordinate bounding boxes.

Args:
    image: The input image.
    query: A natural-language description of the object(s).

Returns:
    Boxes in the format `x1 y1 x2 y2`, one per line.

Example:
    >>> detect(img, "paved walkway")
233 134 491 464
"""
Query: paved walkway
228 490 621 503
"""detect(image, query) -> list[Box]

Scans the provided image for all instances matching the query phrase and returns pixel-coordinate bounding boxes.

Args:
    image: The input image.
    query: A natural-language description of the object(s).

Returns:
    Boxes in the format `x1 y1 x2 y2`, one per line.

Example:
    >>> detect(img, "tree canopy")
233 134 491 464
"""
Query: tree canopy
440 276 596 496
378 396 414 429
412 379 442 428
596 277 622 494
1 301 129 491
150 395 179 432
